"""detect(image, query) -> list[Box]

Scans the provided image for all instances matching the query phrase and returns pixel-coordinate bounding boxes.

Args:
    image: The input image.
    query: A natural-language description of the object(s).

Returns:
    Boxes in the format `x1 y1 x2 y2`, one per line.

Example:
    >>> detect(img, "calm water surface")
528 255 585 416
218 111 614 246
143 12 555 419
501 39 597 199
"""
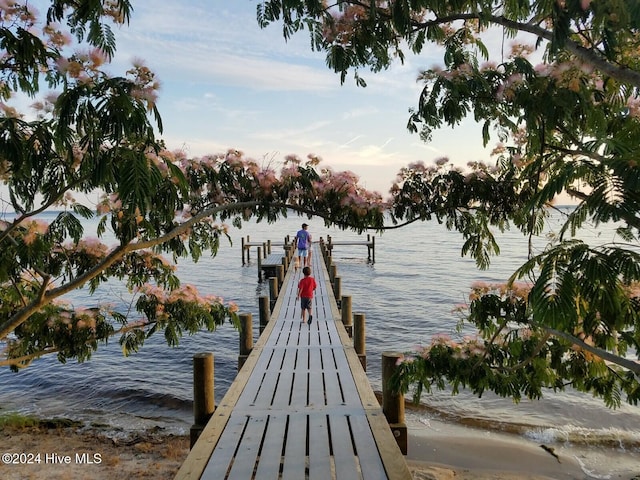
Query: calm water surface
1 211 638 476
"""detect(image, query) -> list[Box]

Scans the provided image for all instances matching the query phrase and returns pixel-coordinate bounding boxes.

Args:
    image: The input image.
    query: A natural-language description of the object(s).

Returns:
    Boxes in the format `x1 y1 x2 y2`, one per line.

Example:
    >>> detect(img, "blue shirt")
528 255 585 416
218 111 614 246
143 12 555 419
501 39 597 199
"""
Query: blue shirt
296 229 310 250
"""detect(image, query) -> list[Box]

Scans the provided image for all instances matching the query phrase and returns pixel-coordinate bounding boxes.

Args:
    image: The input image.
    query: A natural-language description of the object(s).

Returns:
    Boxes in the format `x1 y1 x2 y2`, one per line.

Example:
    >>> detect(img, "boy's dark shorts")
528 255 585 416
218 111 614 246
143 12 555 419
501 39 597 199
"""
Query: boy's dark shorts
300 297 312 310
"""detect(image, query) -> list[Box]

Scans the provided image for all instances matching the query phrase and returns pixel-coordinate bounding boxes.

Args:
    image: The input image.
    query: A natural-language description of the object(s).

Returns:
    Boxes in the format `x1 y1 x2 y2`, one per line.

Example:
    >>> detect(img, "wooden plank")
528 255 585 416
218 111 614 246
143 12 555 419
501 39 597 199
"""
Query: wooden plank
332 350 361 404
235 349 283 408
252 414 287 480
329 415 360 480
199 414 248 480
349 414 388 480
226 415 266 479
323 368 344 406
261 253 284 267
327 241 372 245
272 368 295 407
281 414 307 479
308 414 332 480
366 411 414 480
318 322 332 346
290 370 308 407
308 370 325 407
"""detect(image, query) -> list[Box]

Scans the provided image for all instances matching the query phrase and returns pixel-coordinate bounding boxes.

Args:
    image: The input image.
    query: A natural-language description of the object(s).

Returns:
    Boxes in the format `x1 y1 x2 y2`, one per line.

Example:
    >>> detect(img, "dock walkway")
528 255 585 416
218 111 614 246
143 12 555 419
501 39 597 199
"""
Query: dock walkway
175 247 411 479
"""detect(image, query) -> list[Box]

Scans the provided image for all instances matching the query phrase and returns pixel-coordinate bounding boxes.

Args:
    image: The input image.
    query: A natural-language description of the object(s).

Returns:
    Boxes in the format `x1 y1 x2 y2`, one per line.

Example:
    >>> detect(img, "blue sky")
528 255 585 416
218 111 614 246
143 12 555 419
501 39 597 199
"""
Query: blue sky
106 1 493 196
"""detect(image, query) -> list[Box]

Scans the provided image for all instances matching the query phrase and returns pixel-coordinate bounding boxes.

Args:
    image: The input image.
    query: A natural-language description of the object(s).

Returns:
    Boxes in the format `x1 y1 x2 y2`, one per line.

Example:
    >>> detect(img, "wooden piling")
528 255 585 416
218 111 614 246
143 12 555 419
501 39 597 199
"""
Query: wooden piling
276 264 284 285
354 313 366 370
382 351 407 454
334 276 342 302
269 277 278 312
257 246 262 281
259 296 270 335
241 237 246 265
238 313 253 371
190 352 214 448
371 235 376 263
341 295 352 337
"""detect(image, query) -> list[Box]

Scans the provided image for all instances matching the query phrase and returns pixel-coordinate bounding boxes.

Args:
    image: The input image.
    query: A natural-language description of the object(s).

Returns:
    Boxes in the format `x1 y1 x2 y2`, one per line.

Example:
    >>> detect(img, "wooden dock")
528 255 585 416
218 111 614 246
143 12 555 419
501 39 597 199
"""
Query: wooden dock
242 234 376 266
175 247 411 479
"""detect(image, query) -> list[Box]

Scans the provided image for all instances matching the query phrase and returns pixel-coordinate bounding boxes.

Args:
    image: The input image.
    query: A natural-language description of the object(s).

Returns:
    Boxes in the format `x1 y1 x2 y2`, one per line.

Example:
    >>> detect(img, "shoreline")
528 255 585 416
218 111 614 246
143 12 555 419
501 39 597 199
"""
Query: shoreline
405 419 634 480
2 418 638 480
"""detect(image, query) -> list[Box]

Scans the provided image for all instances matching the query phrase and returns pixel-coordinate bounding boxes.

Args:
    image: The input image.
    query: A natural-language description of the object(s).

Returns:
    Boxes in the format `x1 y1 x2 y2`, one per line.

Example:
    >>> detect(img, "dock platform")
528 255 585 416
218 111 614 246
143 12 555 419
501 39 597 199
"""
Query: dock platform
175 247 410 479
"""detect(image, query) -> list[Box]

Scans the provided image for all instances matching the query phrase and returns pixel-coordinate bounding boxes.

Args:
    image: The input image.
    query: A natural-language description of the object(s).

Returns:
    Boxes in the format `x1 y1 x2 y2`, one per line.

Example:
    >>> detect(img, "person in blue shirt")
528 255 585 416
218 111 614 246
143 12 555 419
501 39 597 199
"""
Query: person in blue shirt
294 223 311 268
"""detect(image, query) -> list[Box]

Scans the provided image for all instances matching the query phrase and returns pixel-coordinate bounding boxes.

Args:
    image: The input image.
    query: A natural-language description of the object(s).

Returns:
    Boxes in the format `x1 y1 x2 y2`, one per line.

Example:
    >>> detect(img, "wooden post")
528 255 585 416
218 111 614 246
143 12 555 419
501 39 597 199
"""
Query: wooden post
246 235 251 263
341 295 352 337
382 351 407 454
371 236 376 264
259 296 270 335
281 255 287 273
257 246 262 281
241 237 246 265
333 276 342 303
330 263 337 283
190 352 214 448
269 277 278 312
238 313 253 371
267 239 272 254
262 242 267 258
354 313 366 370
276 264 284 285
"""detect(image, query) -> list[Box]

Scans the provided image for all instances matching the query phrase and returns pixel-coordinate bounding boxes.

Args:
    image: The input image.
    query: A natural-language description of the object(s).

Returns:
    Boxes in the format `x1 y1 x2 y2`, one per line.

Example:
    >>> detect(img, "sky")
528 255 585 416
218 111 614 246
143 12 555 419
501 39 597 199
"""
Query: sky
102 0 494 196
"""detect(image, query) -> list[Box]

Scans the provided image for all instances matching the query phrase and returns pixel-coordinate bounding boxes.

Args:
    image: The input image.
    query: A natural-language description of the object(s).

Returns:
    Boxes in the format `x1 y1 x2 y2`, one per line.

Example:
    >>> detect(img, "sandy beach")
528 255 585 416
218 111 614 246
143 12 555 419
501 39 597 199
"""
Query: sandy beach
2 416 637 480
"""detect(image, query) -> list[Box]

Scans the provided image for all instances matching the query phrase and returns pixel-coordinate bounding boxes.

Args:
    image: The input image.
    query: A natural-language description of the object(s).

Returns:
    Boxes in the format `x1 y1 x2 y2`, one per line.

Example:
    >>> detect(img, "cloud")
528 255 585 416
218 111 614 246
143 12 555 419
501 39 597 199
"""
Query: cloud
113 1 334 92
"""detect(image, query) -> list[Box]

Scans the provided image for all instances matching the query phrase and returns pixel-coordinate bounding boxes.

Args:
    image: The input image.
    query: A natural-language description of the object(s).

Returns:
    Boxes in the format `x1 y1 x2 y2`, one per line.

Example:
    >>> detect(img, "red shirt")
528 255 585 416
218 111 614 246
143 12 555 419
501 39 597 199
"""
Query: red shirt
298 276 317 298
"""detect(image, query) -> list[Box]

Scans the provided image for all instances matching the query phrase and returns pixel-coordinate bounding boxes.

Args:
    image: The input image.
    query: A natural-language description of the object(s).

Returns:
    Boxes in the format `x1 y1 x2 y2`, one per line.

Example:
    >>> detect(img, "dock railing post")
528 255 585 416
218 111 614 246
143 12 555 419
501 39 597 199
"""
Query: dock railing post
341 295 352 337
267 239 272 254
276 265 284 285
190 352 214 448
372 236 376 264
257 246 262 281
259 296 270 335
382 351 408 455
269 277 278 312
354 313 366 370
246 235 251 263
334 276 342 304
238 313 253 371
241 237 246 265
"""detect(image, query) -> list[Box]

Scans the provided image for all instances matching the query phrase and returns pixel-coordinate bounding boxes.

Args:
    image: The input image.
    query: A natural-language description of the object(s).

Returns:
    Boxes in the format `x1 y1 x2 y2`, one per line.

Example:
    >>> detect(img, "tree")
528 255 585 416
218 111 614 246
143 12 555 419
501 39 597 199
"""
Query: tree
258 1 640 406
0 1 387 370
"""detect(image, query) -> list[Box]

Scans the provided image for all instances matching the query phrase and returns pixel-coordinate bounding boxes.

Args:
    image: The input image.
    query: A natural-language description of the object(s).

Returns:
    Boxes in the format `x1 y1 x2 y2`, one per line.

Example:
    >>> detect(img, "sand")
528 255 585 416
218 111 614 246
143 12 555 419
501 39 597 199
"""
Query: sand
1 419 638 479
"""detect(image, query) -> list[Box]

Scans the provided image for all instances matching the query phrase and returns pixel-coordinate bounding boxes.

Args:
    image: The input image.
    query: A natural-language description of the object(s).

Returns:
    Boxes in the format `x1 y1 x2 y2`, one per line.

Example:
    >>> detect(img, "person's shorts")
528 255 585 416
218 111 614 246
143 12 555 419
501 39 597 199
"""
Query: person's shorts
298 248 308 258
300 297 312 310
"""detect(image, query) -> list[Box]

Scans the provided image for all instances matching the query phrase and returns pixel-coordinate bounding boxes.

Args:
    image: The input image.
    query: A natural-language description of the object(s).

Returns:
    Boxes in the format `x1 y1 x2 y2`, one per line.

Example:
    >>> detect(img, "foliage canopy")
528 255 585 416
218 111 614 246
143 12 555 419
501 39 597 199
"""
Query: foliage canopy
258 0 640 407
0 0 639 411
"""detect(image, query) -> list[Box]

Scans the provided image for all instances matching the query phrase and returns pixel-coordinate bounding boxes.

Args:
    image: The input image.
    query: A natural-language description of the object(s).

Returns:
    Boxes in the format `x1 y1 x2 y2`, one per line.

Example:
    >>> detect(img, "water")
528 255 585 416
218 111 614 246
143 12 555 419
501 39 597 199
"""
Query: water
1 211 639 476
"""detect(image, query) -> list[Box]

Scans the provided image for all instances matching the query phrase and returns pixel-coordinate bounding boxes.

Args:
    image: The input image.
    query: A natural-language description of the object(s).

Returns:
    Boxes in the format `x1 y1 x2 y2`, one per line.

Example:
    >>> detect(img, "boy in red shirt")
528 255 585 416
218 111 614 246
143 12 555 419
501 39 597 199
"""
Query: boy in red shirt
296 266 317 324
